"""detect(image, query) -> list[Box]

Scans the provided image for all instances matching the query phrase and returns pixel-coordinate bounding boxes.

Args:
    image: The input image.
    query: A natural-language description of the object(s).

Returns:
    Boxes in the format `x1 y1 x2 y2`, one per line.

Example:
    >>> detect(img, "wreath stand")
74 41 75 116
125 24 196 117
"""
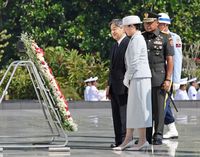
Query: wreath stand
0 60 70 152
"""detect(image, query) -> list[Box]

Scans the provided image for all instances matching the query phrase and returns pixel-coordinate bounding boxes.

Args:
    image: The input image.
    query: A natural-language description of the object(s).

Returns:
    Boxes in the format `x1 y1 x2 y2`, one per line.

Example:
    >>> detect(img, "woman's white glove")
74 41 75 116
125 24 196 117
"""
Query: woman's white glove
123 78 130 88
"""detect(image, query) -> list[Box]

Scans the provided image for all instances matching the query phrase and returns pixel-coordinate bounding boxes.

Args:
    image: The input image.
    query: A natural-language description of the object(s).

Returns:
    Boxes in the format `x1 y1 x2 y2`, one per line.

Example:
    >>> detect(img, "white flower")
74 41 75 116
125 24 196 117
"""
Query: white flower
21 33 77 131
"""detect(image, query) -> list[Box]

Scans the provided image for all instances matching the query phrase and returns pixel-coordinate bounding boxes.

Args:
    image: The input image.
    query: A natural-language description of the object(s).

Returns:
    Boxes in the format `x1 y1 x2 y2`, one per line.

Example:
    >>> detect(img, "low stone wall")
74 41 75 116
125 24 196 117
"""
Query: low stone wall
0 99 200 110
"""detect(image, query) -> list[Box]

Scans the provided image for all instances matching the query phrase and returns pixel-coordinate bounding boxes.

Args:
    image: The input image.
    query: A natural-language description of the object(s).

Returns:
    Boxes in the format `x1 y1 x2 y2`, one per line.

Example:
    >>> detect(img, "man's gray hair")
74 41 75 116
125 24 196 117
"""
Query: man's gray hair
109 19 123 27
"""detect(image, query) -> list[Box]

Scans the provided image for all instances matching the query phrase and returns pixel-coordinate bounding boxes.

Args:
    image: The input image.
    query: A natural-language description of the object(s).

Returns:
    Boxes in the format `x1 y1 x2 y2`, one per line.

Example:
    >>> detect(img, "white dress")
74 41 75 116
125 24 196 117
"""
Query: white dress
127 78 152 128
188 86 197 100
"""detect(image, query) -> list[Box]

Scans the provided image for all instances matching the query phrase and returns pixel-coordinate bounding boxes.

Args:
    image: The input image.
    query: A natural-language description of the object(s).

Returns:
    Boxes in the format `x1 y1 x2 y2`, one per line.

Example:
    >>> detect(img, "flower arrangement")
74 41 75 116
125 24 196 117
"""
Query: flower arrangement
21 33 77 131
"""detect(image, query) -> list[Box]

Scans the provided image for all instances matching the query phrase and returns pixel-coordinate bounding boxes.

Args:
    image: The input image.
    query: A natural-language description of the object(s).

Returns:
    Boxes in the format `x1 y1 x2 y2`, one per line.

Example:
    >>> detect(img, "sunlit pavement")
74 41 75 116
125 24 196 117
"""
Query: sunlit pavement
0 100 200 157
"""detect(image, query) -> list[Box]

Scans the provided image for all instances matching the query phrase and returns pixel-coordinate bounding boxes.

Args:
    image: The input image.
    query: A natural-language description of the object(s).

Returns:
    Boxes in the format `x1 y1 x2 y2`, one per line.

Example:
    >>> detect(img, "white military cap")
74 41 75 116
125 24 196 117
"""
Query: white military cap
122 15 142 25
84 77 93 83
180 80 188 85
90 76 98 82
180 77 188 82
180 77 188 85
158 13 171 24
188 77 197 83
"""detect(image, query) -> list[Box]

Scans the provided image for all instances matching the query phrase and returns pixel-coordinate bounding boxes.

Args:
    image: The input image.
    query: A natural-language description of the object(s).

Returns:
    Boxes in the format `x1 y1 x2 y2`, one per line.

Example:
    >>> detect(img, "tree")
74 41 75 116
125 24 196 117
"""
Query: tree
0 29 10 62
1 0 200 60
0 0 199 99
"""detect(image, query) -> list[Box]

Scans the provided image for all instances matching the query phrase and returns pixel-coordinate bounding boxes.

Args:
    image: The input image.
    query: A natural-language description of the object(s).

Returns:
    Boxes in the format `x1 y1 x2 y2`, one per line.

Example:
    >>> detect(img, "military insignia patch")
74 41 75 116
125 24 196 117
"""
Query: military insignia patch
176 38 182 47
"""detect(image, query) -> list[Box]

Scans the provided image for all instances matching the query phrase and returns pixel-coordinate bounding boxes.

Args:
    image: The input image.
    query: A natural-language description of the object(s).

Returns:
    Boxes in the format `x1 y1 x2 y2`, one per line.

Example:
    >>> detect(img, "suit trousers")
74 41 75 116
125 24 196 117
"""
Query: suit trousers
146 87 166 143
111 93 127 146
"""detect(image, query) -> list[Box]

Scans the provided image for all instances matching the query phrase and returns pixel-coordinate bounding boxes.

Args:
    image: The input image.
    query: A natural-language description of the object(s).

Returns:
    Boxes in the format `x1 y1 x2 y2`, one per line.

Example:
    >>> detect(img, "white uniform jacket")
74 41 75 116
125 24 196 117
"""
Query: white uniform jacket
188 86 197 100
174 89 189 100
84 86 90 101
88 85 102 101
170 32 182 84
197 89 200 100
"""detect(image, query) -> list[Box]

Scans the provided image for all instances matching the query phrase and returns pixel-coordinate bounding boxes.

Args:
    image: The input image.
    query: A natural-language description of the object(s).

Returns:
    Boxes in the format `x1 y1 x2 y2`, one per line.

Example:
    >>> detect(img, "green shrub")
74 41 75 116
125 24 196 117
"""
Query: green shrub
44 46 109 100
0 45 109 100
0 67 37 99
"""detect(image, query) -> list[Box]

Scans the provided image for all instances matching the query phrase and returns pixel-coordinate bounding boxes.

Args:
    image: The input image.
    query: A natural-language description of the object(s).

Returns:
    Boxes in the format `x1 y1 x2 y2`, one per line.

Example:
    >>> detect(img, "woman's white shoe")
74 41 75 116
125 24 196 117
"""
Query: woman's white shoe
126 141 149 151
112 140 135 151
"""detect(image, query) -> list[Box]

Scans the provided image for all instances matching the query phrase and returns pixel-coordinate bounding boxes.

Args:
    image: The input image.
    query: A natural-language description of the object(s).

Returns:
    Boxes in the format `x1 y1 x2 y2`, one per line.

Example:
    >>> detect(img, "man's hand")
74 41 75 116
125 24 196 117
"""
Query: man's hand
162 80 171 91
106 86 111 100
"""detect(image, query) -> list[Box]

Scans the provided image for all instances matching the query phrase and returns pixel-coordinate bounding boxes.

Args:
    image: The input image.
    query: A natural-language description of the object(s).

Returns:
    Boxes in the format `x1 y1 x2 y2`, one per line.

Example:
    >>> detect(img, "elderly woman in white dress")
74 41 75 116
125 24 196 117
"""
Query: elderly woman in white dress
113 15 152 151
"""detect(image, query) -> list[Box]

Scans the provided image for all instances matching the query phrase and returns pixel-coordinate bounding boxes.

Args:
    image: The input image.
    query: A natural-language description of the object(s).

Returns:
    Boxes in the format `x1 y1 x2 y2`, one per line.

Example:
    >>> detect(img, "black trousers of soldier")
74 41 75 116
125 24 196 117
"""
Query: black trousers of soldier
111 93 127 146
146 86 166 143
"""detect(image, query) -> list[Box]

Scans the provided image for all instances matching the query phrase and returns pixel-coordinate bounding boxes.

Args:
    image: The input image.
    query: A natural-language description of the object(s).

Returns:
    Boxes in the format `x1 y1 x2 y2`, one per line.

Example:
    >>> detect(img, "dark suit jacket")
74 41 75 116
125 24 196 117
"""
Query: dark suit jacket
108 36 129 95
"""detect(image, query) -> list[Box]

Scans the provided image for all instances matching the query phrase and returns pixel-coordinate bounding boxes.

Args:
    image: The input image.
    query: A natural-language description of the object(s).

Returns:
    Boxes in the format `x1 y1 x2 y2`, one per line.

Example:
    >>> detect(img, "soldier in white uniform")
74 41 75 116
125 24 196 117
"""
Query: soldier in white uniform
188 78 198 100
158 13 181 139
84 77 92 101
174 78 189 100
197 81 200 100
88 77 103 101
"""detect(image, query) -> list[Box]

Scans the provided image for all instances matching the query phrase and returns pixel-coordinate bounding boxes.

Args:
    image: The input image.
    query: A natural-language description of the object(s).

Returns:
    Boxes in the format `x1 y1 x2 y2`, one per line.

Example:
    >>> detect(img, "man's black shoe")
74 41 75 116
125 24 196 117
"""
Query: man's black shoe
152 139 162 145
110 143 117 148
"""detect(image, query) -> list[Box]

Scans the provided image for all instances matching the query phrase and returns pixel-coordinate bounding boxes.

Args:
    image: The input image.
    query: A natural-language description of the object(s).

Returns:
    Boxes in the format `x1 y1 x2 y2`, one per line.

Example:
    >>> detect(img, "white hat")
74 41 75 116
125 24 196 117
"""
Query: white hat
179 77 188 85
188 77 197 83
84 77 93 83
180 77 188 82
197 81 200 84
122 15 142 25
90 76 98 82
180 80 188 85
158 13 171 24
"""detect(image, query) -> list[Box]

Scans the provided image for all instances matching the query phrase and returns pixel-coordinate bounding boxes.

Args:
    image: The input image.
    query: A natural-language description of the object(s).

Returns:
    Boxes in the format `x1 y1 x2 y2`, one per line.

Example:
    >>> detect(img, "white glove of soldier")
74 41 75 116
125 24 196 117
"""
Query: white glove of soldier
173 83 180 91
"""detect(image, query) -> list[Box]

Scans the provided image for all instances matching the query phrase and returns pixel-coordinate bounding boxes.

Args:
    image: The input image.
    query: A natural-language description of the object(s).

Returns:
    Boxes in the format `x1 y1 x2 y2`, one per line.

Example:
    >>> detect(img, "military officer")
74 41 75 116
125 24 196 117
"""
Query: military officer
188 77 198 100
142 12 174 145
158 13 181 139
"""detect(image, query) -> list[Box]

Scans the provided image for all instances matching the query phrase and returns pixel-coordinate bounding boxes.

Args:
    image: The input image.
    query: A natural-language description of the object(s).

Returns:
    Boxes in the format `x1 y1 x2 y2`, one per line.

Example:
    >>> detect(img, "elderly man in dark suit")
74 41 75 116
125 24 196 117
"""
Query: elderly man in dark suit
106 19 129 148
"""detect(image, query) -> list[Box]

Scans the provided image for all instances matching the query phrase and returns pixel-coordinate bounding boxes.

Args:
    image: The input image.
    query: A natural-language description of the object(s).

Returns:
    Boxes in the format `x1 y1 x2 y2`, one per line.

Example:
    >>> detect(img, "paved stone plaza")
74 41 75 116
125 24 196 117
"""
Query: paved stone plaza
0 100 200 157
